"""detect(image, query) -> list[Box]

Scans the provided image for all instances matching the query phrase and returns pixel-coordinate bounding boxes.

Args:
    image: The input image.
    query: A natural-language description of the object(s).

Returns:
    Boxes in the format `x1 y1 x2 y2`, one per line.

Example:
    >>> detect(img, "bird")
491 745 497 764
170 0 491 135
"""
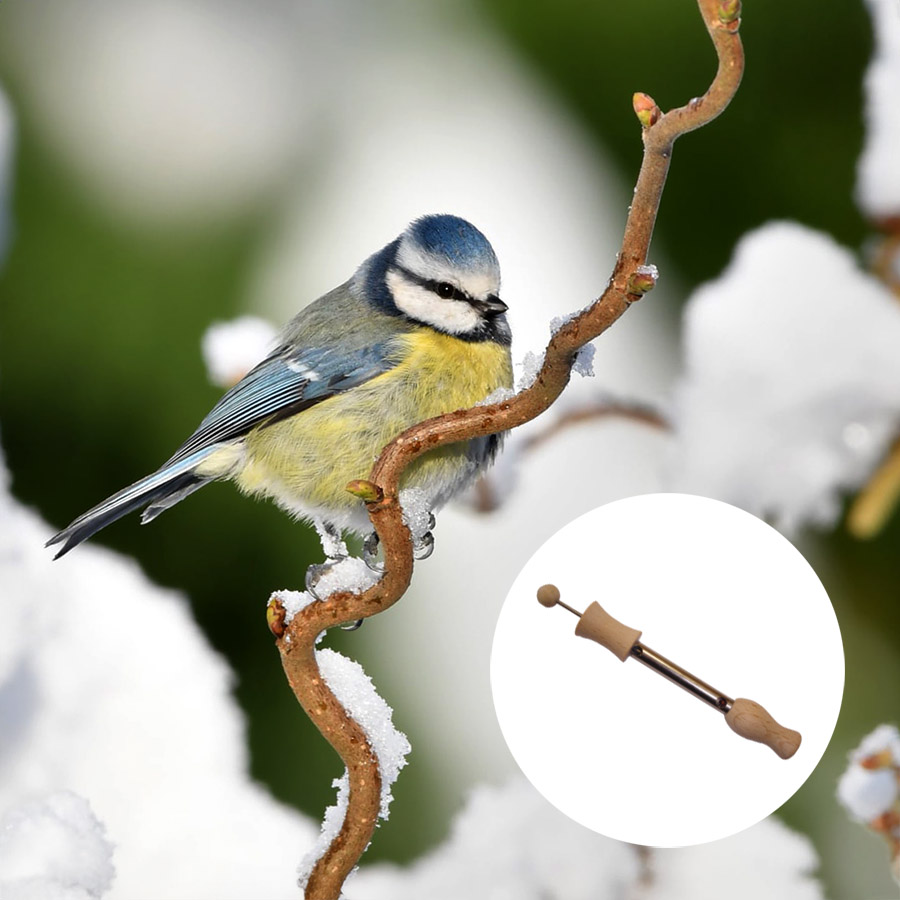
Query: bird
47 214 514 573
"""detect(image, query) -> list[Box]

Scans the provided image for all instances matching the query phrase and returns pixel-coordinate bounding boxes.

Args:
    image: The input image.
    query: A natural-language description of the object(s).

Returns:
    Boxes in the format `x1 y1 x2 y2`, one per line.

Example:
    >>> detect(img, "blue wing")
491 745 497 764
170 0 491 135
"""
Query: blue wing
46 340 398 559
166 340 398 466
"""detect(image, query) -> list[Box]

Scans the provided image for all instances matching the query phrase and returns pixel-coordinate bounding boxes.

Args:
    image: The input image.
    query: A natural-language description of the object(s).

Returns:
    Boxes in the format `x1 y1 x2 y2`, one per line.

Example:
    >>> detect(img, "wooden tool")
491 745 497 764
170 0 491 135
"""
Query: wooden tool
536 584 801 759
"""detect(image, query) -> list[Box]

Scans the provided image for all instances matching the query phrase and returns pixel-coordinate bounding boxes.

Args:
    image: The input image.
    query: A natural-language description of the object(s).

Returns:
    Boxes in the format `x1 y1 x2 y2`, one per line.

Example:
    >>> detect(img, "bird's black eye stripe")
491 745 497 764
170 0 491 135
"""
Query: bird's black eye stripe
395 266 469 303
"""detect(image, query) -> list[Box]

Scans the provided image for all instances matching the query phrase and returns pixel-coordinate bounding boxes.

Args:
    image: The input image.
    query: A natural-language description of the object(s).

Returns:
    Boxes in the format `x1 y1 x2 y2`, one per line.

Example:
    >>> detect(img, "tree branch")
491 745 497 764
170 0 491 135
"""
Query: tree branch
271 2 744 897
519 395 670 454
472 395 670 513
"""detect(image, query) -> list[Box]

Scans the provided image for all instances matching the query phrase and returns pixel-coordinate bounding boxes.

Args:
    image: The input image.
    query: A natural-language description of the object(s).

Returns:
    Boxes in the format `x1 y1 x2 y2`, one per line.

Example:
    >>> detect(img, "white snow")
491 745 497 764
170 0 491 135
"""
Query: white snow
837 724 900 823
549 308 582 334
477 385 516 406
399 488 432 543
837 766 898 823
572 342 596 378
273 587 319 625
201 316 277 389
517 325 596 389
516 350 545 391
857 0 900 219
670 221 900 532
0 792 115 900
850 723 900 765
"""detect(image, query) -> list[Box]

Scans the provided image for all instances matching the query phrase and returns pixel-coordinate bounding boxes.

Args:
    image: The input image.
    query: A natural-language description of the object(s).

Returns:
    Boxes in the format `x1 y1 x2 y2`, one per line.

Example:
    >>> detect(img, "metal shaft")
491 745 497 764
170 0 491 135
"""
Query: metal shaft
629 642 734 713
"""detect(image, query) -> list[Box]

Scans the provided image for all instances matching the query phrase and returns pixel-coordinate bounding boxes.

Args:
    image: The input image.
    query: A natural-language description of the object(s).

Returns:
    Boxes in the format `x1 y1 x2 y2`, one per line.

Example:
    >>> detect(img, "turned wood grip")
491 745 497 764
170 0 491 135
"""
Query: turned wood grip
574 601 642 662
725 698 802 759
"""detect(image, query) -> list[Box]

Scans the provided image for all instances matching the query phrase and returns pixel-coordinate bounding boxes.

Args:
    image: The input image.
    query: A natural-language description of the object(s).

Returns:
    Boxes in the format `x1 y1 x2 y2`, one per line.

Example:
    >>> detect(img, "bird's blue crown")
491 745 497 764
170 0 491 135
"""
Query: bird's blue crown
405 214 499 273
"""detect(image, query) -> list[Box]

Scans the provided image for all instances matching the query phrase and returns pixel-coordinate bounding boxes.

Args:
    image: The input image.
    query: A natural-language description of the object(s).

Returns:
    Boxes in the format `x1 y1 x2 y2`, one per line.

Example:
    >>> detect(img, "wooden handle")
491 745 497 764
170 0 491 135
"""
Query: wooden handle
574 601 642 662
725 698 801 759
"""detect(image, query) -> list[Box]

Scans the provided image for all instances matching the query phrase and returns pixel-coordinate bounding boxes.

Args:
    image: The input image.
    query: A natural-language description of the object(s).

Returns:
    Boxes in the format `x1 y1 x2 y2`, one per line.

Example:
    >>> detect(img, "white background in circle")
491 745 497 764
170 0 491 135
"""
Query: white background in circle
490 493 844 847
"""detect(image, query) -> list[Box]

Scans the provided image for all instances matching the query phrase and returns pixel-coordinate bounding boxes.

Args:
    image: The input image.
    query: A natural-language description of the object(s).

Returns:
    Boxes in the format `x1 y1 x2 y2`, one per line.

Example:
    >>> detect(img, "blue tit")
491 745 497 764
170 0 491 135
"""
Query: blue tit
47 214 513 561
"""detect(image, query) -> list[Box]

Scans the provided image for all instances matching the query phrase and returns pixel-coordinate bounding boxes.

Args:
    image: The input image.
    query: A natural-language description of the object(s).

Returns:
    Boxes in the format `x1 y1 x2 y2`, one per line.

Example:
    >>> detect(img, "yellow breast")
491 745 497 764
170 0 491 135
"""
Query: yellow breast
235 329 513 518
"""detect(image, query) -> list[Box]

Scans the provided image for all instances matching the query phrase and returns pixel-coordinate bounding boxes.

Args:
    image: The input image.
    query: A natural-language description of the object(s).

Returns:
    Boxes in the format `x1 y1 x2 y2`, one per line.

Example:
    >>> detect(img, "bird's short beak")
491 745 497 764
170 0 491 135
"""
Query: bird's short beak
472 295 508 317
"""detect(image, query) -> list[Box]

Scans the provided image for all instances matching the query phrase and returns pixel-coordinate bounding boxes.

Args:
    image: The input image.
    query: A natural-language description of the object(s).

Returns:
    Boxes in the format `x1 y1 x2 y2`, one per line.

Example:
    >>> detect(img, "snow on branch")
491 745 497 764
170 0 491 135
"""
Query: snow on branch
837 725 900 884
298 650 410 892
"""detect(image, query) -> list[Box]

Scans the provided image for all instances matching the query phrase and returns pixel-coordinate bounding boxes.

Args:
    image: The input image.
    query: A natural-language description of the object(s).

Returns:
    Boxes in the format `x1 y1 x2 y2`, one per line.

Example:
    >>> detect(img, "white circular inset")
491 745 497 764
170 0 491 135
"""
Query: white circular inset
490 493 844 847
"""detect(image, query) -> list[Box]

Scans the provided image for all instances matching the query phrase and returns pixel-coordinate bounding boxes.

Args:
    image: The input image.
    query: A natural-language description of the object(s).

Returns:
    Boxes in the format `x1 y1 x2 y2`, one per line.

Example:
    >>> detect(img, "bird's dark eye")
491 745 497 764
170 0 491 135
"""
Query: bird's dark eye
436 282 455 299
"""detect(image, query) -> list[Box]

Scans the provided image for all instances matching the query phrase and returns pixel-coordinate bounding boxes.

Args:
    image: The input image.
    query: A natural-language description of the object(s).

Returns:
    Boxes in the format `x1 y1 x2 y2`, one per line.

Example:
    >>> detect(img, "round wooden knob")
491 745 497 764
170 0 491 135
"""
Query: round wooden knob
725 698 801 759
536 584 561 608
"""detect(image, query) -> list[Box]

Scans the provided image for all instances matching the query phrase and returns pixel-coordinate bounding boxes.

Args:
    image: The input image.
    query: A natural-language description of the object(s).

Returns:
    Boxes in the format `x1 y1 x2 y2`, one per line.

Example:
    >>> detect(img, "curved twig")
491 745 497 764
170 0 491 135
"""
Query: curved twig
520 395 670 454
472 395 670 513
272 2 744 897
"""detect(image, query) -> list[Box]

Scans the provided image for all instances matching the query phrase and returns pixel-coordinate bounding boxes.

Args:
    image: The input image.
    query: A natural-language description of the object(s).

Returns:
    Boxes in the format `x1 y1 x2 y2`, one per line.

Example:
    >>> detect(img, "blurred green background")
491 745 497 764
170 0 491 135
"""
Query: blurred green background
0 0 895 896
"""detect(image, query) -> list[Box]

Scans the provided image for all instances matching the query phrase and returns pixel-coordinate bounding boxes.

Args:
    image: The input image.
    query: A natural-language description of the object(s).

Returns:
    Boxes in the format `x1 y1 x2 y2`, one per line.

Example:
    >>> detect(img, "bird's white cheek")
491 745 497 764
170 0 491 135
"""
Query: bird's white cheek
387 270 480 334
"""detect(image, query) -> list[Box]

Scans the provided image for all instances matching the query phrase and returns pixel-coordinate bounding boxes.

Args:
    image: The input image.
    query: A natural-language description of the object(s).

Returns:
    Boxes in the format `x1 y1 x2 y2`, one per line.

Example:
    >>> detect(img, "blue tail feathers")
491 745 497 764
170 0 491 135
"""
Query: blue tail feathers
46 448 218 559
